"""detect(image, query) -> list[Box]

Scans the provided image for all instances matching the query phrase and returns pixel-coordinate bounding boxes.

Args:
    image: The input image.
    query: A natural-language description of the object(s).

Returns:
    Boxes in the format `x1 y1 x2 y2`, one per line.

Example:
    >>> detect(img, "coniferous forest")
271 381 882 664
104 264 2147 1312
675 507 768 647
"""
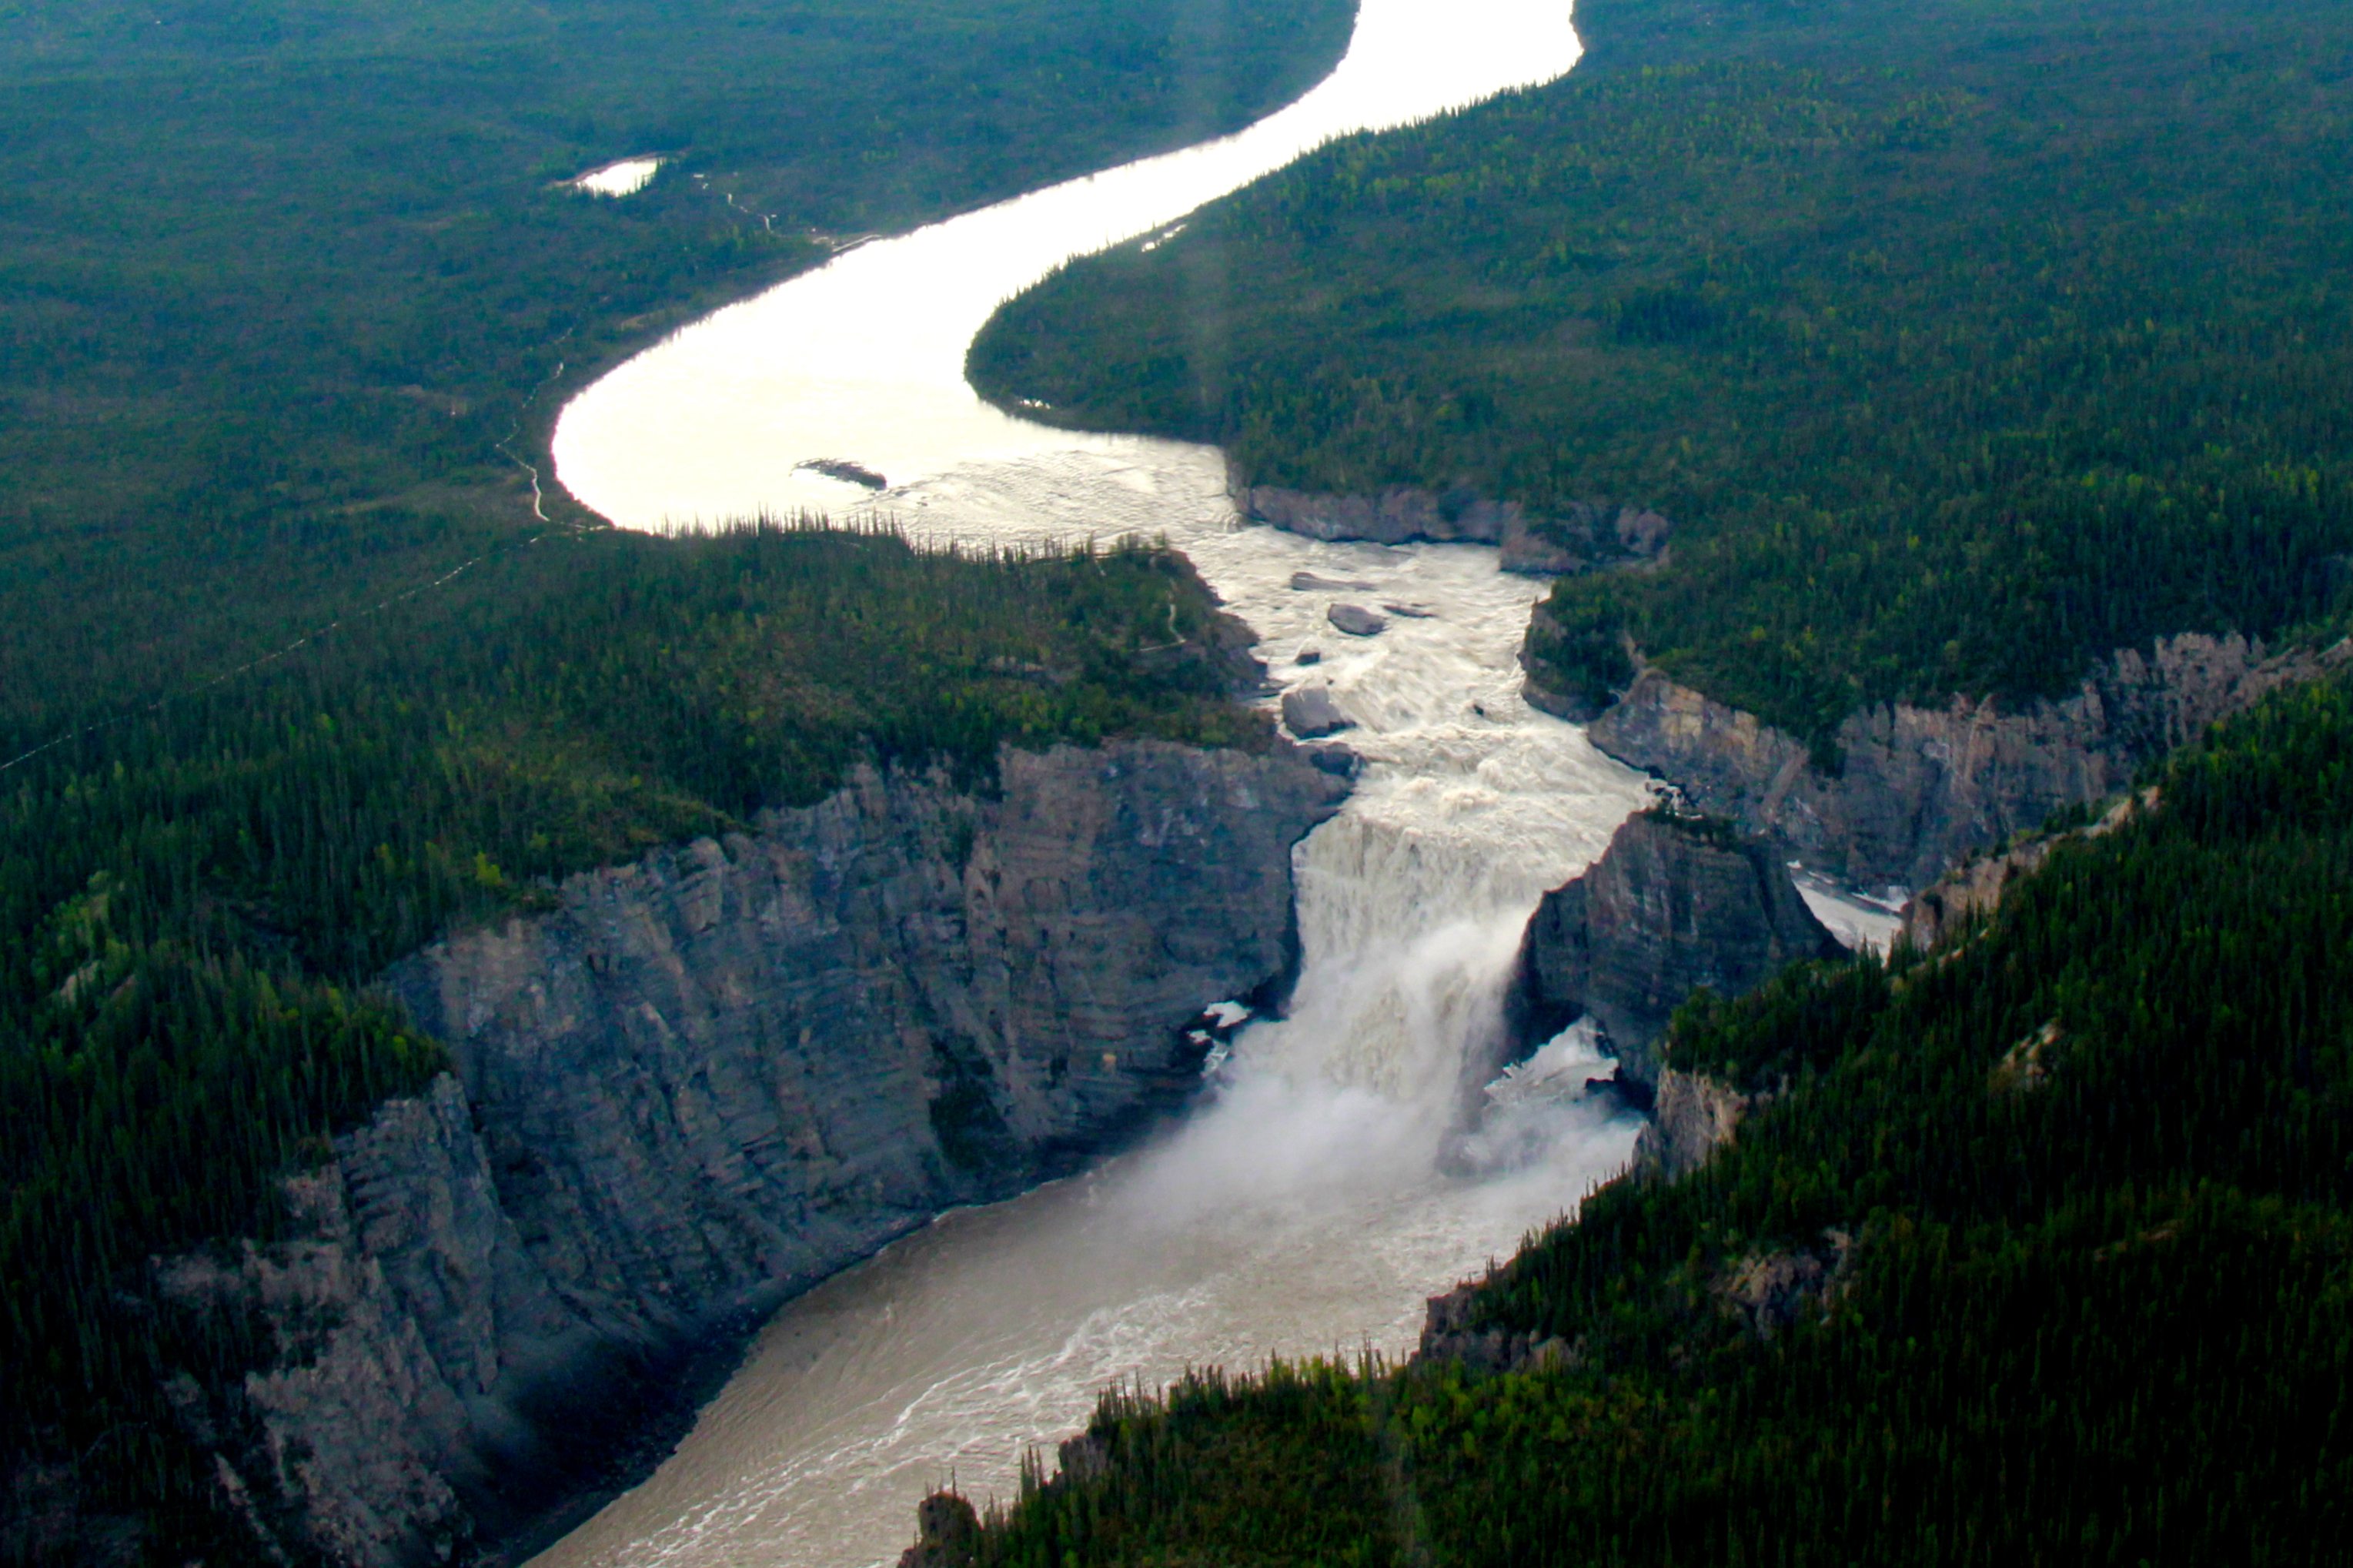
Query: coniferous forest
957 670 2353 1566
0 0 1355 1551
0 0 1355 757
0 525 1268 1553
12 0 2353 1560
972 0 2353 747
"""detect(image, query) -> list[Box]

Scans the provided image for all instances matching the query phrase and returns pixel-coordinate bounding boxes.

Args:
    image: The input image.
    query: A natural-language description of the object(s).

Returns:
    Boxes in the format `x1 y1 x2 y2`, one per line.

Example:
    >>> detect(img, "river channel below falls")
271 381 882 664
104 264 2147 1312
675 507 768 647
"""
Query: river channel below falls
540 2 1893 1562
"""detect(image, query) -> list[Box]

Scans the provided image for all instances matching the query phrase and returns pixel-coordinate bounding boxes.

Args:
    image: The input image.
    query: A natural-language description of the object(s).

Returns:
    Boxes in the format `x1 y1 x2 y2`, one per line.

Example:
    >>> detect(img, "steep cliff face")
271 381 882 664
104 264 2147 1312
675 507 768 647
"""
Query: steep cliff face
155 739 1344 1567
1510 810 1844 1095
1582 634 2352 892
1630 1067 1764 1179
1236 480 1669 577
1899 789 2154 951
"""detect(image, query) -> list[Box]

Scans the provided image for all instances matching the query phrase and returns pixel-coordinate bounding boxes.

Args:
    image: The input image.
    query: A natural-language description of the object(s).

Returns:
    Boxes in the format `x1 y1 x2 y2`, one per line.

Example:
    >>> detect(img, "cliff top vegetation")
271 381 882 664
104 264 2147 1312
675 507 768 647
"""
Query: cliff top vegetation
0 525 1273 1556
1 0 1364 1546
971 0 2353 747
946 667 2353 1566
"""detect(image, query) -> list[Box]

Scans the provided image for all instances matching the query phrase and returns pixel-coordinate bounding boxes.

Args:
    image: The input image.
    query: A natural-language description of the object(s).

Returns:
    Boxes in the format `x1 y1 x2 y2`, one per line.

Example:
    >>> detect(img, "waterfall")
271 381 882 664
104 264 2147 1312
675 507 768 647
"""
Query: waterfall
533 2 1678 1561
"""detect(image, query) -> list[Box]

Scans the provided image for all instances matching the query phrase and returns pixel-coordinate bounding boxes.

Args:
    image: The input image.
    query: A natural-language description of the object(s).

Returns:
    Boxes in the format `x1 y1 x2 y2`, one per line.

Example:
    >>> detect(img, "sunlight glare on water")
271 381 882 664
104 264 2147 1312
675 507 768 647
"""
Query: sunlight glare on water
550 0 1585 529
536 3 1675 1565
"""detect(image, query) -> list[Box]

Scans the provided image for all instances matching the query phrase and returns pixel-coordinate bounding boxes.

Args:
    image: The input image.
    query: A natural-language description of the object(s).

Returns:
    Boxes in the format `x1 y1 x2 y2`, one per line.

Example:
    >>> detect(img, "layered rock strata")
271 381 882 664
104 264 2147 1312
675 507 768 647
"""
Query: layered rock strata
1581 634 2352 893
1509 808 1845 1095
155 739 1344 1567
1237 480 1669 577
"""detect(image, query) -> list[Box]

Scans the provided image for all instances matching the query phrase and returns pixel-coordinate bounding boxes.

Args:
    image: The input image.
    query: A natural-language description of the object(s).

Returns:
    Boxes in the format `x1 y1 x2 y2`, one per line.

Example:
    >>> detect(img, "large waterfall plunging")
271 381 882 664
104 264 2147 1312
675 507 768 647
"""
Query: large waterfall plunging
536 2 1677 1563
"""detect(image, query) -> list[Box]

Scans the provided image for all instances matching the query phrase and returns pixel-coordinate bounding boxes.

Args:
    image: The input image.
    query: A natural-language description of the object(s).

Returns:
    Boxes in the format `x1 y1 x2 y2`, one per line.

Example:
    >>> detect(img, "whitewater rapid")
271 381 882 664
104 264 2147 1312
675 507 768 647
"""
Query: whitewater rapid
534 1 1785 1563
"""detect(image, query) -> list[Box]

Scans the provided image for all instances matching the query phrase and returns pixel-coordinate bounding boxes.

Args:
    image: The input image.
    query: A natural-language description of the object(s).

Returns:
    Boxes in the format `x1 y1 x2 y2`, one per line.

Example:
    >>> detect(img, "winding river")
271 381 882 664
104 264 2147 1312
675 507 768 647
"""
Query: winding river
542 2 1893 1563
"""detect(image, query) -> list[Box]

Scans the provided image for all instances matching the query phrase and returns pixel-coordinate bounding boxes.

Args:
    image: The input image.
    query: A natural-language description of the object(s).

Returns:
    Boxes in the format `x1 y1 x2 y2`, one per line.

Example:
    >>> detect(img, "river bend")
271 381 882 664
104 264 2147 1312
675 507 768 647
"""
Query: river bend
545 3 1773 1563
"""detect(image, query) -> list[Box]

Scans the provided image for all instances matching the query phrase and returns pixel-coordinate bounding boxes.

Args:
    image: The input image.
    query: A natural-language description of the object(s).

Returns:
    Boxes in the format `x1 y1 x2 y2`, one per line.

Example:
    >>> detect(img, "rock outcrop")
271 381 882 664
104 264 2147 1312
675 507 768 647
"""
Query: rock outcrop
1900 789 2154 951
1238 480 1669 577
1280 684 1352 738
1583 634 2352 893
153 739 1344 1567
1631 1067 1765 1179
1712 1229 1855 1340
1417 1282 1576 1374
1509 808 1845 1095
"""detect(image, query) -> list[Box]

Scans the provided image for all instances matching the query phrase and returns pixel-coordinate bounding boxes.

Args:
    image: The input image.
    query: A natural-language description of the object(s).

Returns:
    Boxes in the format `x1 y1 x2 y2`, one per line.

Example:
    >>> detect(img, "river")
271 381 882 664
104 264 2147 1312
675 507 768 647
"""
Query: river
540 2 1884 1562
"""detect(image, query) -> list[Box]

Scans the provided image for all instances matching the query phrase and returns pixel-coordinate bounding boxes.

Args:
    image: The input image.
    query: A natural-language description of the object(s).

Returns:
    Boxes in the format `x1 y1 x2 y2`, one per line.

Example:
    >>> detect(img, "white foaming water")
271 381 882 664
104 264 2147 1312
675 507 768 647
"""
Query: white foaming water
572 156 663 198
537 2 1677 1564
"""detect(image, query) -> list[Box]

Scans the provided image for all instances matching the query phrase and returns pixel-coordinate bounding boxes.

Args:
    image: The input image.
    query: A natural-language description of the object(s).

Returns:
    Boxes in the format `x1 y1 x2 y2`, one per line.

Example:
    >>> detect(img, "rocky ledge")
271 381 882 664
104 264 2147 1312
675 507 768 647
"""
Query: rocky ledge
151 739 1345 1568
1575 632 2352 894
1508 807 1844 1098
1236 477 1669 577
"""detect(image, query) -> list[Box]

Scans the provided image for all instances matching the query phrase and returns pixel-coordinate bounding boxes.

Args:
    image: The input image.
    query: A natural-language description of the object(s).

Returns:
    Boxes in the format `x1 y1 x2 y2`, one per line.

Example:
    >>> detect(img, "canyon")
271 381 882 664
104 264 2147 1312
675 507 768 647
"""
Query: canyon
1569 630 2353 894
149 742 1342 1566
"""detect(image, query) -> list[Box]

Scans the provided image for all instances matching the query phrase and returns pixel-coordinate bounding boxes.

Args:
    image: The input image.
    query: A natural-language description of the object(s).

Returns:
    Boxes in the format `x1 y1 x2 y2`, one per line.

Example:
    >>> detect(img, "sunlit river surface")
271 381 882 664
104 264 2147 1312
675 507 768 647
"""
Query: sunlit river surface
543 2 1891 1562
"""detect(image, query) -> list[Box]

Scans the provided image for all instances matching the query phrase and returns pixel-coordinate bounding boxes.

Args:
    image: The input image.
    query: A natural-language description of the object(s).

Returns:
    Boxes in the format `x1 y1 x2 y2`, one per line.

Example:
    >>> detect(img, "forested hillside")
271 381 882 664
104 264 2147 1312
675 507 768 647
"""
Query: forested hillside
0 524 1268 1557
950 669 2353 1566
971 0 2353 746
0 0 1353 754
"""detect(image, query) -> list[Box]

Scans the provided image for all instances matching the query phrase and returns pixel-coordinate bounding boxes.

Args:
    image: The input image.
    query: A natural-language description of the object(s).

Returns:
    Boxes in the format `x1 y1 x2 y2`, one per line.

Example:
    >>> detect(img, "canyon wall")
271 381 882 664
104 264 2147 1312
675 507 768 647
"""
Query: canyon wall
1235 479 1669 577
155 739 1345 1567
1509 809 1843 1095
1581 634 2351 892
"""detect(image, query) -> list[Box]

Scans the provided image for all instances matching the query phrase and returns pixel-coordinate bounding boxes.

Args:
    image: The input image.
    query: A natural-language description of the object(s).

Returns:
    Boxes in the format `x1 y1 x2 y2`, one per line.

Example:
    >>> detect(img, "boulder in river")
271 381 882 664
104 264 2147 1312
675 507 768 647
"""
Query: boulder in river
1328 603 1387 637
1304 742 1362 779
1282 684 1352 738
1291 570 1375 592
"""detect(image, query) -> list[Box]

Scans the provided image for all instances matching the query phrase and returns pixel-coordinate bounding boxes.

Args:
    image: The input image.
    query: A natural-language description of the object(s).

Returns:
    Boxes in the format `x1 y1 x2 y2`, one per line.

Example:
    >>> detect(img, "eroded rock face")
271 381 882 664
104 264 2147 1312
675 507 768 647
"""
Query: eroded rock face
1584 634 2351 893
1510 811 1845 1094
1238 481 1669 577
1416 1282 1577 1375
156 740 1344 1567
1900 789 2153 951
1632 1068 1764 1179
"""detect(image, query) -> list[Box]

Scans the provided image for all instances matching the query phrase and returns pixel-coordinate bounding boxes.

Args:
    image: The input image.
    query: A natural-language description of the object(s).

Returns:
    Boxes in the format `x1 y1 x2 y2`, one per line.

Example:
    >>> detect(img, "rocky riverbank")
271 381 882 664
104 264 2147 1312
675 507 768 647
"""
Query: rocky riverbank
1235 477 1670 577
1562 630 2353 893
144 739 1344 1568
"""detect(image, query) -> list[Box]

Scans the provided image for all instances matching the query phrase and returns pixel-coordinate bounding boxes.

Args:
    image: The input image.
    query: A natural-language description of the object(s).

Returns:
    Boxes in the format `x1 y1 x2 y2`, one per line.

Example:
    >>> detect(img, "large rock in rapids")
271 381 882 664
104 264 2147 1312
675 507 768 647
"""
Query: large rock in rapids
1509 807 1846 1095
148 739 1344 1567
1282 684 1352 738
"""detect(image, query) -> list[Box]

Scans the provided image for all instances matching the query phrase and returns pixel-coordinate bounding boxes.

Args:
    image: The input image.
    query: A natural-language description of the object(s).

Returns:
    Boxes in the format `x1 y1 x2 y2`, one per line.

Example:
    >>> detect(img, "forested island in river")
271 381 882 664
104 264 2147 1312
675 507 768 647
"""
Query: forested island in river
8 0 2353 1562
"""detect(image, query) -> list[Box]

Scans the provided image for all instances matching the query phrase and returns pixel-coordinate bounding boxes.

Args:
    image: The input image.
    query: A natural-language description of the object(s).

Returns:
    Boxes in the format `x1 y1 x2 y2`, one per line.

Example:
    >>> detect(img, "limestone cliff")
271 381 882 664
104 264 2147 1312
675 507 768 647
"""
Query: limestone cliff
154 739 1344 1567
1235 477 1669 577
1509 808 1844 1095
1579 634 2352 893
